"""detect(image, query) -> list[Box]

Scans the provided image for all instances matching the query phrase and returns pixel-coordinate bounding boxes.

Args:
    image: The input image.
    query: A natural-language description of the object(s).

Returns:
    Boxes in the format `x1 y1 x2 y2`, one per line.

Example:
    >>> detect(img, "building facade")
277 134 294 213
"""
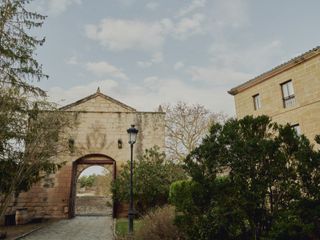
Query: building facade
229 46 320 143
8 89 165 219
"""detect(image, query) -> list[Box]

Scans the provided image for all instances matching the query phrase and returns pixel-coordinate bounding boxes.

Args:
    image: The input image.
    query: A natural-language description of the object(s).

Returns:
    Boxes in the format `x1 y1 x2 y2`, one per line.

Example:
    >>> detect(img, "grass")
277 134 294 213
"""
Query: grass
116 218 143 237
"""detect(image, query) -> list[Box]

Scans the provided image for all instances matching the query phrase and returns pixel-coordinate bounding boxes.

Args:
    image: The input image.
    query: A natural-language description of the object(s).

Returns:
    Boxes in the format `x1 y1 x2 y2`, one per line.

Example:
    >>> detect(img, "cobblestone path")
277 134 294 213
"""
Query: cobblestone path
20 216 113 240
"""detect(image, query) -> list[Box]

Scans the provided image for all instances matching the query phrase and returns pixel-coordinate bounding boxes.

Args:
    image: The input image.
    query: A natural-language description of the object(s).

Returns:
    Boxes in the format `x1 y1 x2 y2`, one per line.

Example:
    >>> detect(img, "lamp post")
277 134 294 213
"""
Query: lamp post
127 124 138 234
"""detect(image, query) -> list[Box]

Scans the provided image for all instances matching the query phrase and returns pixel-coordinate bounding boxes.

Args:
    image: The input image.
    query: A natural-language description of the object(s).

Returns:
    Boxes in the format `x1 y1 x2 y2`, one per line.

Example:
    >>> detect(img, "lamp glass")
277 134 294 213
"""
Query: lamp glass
127 125 138 144
129 132 136 144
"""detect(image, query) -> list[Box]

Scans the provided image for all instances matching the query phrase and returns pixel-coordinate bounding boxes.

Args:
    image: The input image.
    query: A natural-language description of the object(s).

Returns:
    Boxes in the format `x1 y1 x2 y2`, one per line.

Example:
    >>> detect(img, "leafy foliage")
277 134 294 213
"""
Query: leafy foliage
112 146 187 214
0 0 71 218
77 169 113 196
172 115 320 239
169 180 199 212
0 87 71 217
78 175 96 188
0 0 47 95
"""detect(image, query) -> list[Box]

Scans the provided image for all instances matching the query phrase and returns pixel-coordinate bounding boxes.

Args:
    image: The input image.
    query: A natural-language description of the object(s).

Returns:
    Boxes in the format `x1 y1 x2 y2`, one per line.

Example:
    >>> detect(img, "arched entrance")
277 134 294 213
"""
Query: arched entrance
68 153 116 218
75 165 113 216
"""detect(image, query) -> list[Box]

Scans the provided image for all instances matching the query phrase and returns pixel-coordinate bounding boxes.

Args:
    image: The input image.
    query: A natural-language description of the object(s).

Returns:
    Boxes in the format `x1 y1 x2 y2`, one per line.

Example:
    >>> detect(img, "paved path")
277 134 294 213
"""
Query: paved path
20 216 113 240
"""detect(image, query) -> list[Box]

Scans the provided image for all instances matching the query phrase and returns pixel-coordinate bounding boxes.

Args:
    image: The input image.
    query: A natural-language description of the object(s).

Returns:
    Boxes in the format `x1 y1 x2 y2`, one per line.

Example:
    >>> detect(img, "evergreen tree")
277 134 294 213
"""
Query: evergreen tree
0 0 47 95
112 146 186 214
0 0 71 219
171 116 320 239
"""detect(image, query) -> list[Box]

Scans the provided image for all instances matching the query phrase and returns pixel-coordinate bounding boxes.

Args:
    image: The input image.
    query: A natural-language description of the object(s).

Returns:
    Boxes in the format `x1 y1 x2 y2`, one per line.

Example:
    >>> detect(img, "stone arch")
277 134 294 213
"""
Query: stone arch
68 153 117 218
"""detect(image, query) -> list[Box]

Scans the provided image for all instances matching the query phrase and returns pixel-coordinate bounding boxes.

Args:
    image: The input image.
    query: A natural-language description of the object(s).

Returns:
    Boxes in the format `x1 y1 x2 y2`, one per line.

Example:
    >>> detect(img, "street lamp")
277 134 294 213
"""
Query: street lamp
127 124 138 234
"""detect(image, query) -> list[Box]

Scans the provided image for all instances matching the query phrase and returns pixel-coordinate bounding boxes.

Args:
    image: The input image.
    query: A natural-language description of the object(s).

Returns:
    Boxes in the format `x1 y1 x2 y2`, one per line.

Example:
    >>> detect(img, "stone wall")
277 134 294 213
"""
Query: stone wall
9 92 165 219
65 95 134 112
233 54 320 143
75 196 111 216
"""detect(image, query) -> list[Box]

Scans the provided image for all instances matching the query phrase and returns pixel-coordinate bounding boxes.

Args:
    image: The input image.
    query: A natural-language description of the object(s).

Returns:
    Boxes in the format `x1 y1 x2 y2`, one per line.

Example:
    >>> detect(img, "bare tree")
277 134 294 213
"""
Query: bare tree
164 102 227 162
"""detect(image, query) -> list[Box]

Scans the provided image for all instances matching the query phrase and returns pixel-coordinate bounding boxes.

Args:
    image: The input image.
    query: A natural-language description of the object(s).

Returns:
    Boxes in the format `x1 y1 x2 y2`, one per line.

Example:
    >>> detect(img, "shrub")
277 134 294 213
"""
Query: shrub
169 180 197 212
171 115 320 239
112 147 186 214
78 175 96 188
134 205 184 240
171 177 247 240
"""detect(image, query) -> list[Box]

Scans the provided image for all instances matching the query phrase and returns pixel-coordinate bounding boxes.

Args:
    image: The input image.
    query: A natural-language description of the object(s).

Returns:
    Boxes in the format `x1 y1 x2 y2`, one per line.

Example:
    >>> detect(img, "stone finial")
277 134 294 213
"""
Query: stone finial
158 105 163 112
96 87 101 93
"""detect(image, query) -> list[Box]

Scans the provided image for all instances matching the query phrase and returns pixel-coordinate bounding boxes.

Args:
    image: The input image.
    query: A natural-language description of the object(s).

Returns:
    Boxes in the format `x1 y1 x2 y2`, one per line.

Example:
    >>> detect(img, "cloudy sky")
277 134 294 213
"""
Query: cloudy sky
30 0 320 116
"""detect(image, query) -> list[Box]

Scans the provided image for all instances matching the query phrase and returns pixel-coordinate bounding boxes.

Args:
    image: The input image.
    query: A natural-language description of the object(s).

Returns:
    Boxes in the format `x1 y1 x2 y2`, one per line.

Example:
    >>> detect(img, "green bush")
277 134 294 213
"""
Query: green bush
268 200 320 240
171 115 320 239
169 180 198 212
78 175 96 188
268 213 310 240
172 176 248 240
112 146 186 214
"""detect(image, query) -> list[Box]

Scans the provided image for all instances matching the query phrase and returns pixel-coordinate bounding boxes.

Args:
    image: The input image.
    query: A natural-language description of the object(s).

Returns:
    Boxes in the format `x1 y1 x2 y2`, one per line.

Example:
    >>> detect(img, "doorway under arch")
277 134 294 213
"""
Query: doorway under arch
68 153 117 218
75 165 113 216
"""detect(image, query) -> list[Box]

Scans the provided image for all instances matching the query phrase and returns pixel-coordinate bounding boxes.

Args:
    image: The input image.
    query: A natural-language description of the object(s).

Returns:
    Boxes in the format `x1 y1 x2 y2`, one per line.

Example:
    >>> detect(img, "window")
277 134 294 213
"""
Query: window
253 94 261 110
291 124 301 135
281 80 295 108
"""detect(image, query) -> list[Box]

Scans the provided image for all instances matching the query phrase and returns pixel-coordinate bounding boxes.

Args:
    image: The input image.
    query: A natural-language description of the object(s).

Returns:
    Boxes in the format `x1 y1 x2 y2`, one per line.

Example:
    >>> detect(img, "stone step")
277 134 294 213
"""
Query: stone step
75 196 112 216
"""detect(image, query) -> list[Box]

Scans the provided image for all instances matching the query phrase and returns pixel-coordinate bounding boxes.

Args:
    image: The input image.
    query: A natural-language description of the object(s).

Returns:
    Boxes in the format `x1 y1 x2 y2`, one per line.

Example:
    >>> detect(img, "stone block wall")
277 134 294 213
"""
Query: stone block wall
65 95 134 112
75 196 111 216
10 94 165 219
233 54 320 143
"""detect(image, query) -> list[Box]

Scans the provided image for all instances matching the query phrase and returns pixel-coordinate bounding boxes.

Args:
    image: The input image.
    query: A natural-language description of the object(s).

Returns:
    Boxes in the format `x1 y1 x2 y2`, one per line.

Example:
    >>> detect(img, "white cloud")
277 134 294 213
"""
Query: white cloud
174 61 184 70
143 76 161 90
137 62 152 68
209 0 249 29
85 19 171 52
85 15 206 52
118 77 236 116
174 13 205 39
47 74 238 116
47 79 118 106
176 0 207 17
137 52 163 68
39 0 82 15
118 0 135 6
146 2 159 10
86 61 128 80
151 52 163 63
65 56 78 65
209 40 283 73
189 66 252 85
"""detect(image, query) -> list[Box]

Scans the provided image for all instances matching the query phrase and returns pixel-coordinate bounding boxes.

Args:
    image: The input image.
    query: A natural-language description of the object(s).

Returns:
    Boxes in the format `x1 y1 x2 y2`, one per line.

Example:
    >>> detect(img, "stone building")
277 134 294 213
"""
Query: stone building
10 89 165 219
229 46 320 143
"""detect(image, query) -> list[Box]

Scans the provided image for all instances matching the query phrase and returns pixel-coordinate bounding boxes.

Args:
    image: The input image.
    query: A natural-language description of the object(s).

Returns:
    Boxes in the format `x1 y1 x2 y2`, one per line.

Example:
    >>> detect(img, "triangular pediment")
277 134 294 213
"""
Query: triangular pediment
60 90 136 112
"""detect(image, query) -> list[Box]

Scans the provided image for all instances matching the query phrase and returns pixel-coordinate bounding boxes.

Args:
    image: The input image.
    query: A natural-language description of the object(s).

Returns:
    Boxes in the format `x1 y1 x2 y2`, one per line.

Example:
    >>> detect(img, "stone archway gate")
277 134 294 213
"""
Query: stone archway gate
69 153 116 218
9 89 165 220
